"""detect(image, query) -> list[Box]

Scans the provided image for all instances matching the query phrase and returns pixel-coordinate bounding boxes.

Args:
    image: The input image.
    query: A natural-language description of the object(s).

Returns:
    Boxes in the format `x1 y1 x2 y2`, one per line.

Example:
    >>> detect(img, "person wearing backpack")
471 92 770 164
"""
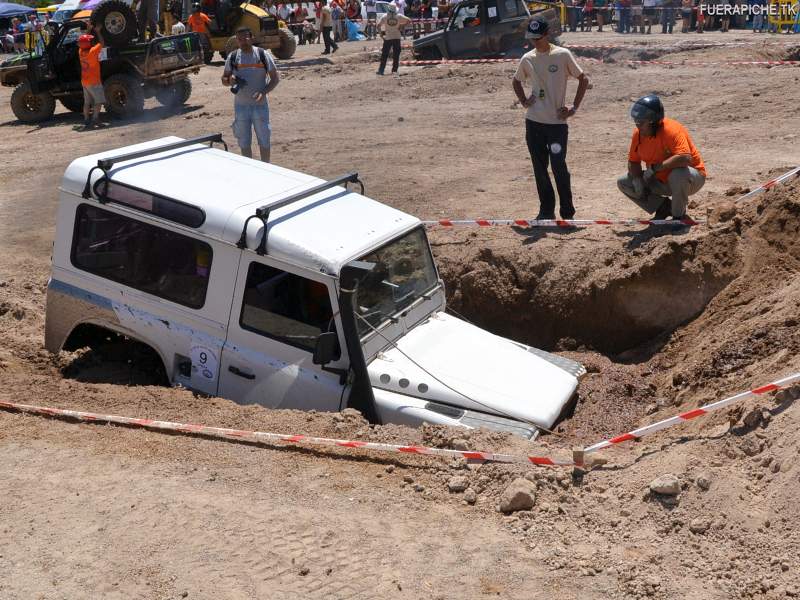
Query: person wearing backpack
221 27 281 163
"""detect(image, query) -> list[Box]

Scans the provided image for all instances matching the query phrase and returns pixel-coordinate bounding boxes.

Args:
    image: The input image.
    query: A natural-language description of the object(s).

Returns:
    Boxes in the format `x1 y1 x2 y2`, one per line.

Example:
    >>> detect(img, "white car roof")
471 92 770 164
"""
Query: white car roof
60 136 419 276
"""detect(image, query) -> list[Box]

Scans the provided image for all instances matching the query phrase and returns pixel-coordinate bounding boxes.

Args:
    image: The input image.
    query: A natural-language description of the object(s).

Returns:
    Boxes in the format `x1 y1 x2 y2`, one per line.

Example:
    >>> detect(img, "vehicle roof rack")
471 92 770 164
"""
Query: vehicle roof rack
82 133 228 200
238 172 365 256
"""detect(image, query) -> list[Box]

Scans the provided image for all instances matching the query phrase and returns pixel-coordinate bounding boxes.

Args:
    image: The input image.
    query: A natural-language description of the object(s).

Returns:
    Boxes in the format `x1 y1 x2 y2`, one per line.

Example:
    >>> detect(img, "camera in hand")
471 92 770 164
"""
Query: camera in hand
230 76 247 94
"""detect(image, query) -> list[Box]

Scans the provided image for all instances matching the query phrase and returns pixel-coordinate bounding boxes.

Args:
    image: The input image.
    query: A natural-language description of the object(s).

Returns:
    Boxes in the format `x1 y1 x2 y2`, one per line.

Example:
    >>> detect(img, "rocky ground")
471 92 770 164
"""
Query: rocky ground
1 30 799 599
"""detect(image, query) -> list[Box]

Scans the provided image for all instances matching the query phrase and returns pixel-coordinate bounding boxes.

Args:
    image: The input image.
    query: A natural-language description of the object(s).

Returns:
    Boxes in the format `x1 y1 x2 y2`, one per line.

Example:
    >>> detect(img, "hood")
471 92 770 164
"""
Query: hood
412 29 443 49
366 312 579 429
1 53 33 68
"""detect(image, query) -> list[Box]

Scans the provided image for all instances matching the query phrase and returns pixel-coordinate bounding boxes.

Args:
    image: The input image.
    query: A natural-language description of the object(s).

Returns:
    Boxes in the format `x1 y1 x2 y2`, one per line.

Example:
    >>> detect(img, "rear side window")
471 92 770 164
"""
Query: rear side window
95 180 205 228
240 262 335 352
71 204 212 309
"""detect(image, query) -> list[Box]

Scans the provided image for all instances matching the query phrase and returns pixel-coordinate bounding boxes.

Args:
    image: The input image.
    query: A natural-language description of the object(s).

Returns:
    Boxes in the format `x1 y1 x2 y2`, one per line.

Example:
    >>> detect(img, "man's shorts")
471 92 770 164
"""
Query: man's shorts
232 102 271 149
83 84 106 107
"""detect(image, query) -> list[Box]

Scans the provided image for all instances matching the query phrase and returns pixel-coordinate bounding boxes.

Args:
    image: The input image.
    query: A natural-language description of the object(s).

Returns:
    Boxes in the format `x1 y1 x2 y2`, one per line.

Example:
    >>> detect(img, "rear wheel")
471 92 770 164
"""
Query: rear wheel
155 78 192 107
91 0 139 48
103 73 145 118
10 81 56 123
60 94 84 113
273 28 296 59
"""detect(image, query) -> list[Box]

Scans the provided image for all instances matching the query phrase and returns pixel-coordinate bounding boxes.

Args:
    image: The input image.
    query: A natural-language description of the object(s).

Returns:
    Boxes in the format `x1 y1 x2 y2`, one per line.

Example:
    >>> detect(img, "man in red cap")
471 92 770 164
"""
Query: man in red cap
77 28 105 131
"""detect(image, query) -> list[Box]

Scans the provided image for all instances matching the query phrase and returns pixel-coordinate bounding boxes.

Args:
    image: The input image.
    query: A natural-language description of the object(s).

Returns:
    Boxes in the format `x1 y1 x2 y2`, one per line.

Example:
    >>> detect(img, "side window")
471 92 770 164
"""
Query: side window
451 2 481 28
60 24 84 47
240 262 335 353
71 204 212 309
503 0 520 17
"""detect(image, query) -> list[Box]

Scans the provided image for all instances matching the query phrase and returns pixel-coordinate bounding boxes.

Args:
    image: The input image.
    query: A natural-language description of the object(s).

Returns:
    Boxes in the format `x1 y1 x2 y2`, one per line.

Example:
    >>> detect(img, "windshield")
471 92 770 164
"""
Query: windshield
354 227 438 338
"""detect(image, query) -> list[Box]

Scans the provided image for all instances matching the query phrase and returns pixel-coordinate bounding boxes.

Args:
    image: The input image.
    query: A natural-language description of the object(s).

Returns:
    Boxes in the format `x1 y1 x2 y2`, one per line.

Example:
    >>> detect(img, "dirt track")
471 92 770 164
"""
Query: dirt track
2 31 800 599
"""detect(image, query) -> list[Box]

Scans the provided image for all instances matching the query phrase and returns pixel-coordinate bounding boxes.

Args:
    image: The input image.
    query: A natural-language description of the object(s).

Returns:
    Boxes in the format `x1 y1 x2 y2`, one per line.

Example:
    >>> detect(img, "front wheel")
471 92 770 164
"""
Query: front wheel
10 81 56 123
273 28 297 59
103 73 145 118
415 45 442 60
155 78 192 107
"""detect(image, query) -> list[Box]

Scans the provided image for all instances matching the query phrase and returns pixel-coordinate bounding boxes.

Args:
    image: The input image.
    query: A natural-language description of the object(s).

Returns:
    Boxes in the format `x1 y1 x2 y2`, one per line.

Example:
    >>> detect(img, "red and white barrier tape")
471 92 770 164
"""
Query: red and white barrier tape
424 218 702 228
564 41 774 49
401 56 800 66
1 372 798 468
737 166 800 201
584 372 800 453
0 400 577 467
423 166 799 230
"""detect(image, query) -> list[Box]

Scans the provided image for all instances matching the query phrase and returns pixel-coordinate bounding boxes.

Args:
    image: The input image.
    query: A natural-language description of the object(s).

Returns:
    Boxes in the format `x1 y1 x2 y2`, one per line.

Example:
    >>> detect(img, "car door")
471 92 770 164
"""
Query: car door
52 21 85 91
218 253 349 413
445 0 485 57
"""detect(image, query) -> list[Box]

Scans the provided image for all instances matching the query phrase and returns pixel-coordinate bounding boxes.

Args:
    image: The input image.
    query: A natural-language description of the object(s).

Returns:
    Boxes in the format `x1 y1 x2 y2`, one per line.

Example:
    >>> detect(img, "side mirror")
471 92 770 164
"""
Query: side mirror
313 331 341 366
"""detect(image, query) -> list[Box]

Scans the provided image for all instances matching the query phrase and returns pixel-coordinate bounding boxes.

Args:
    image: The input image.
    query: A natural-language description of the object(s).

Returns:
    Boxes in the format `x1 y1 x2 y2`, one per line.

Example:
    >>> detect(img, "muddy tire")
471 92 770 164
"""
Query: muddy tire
155 78 192 107
103 73 145 118
220 35 238 60
10 81 55 123
60 94 84 113
91 0 139 48
415 44 442 60
273 28 296 59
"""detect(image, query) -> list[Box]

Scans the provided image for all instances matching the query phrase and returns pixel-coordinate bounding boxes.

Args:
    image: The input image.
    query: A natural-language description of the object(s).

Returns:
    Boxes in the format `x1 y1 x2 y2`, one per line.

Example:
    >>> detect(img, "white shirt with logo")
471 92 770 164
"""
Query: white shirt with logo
513 45 583 125
378 13 411 39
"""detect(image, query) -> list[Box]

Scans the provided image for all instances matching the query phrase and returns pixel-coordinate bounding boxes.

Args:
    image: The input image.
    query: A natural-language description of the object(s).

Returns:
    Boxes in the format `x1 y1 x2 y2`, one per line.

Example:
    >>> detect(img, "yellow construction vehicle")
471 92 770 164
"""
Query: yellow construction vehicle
204 1 296 62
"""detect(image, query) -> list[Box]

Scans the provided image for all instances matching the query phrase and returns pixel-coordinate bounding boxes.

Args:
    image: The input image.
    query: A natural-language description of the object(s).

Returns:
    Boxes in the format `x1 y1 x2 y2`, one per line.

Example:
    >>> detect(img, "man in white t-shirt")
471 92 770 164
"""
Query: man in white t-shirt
511 18 589 220
395 0 407 15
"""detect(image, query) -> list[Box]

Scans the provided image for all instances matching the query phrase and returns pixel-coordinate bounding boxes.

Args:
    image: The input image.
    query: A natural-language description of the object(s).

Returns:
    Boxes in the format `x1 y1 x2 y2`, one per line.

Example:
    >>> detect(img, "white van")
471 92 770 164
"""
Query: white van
46 135 585 439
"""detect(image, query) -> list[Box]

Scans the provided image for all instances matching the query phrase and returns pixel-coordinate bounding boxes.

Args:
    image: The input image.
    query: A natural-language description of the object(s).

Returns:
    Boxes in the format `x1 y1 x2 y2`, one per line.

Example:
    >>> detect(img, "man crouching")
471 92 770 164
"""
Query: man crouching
617 94 706 220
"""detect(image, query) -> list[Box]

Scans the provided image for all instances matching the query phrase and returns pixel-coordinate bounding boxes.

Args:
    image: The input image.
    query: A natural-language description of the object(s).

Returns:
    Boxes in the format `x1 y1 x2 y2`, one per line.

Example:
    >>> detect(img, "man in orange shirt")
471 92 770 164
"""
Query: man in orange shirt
187 3 212 38
76 29 105 131
617 95 706 220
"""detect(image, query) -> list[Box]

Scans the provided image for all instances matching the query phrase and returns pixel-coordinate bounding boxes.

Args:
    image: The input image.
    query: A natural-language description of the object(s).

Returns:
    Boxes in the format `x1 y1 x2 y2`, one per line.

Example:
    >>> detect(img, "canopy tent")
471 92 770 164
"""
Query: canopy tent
0 2 36 18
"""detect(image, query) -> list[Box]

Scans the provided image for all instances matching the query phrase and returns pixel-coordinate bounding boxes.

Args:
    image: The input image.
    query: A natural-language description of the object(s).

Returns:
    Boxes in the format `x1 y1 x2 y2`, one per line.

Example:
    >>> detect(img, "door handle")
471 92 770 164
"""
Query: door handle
228 365 255 380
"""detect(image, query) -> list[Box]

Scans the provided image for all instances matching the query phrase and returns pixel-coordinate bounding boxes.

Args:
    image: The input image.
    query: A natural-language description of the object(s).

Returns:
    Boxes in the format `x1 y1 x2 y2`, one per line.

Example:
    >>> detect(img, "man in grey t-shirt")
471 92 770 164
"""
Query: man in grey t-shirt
221 27 281 162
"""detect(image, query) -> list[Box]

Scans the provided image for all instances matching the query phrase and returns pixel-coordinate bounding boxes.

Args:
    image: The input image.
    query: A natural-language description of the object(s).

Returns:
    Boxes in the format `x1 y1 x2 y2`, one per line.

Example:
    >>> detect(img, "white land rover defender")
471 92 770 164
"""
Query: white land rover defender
46 135 586 439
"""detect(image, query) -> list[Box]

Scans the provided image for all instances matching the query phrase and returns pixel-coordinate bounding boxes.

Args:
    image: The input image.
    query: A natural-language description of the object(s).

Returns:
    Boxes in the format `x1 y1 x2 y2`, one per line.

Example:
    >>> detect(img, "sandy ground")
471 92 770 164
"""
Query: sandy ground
1 31 800 599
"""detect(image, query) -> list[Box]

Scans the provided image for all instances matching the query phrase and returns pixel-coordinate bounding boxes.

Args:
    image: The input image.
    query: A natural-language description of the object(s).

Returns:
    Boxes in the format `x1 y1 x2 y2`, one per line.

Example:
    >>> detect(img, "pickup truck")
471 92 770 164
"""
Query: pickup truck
0 16 202 123
412 0 560 59
45 135 586 439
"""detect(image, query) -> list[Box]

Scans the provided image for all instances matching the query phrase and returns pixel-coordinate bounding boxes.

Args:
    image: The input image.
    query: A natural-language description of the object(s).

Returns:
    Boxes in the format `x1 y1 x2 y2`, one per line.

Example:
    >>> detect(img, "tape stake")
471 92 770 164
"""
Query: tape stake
583 372 800 454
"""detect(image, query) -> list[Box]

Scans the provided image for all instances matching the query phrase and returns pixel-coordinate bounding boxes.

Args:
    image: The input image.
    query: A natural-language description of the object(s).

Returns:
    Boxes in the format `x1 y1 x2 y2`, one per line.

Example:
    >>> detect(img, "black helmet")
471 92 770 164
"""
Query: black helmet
191 2 200 10
631 94 664 124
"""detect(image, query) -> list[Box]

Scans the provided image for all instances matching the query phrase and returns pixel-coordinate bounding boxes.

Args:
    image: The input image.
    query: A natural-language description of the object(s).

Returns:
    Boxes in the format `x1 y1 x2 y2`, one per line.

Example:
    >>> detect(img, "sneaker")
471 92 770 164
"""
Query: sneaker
332 45 338 53
73 121 91 131
321 50 330 55
376 70 384 75
535 213 556 220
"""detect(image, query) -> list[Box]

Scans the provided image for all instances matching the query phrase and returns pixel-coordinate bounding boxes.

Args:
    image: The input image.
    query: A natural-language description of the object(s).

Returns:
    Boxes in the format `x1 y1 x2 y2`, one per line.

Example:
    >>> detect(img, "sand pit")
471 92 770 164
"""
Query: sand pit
1 31 799 599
